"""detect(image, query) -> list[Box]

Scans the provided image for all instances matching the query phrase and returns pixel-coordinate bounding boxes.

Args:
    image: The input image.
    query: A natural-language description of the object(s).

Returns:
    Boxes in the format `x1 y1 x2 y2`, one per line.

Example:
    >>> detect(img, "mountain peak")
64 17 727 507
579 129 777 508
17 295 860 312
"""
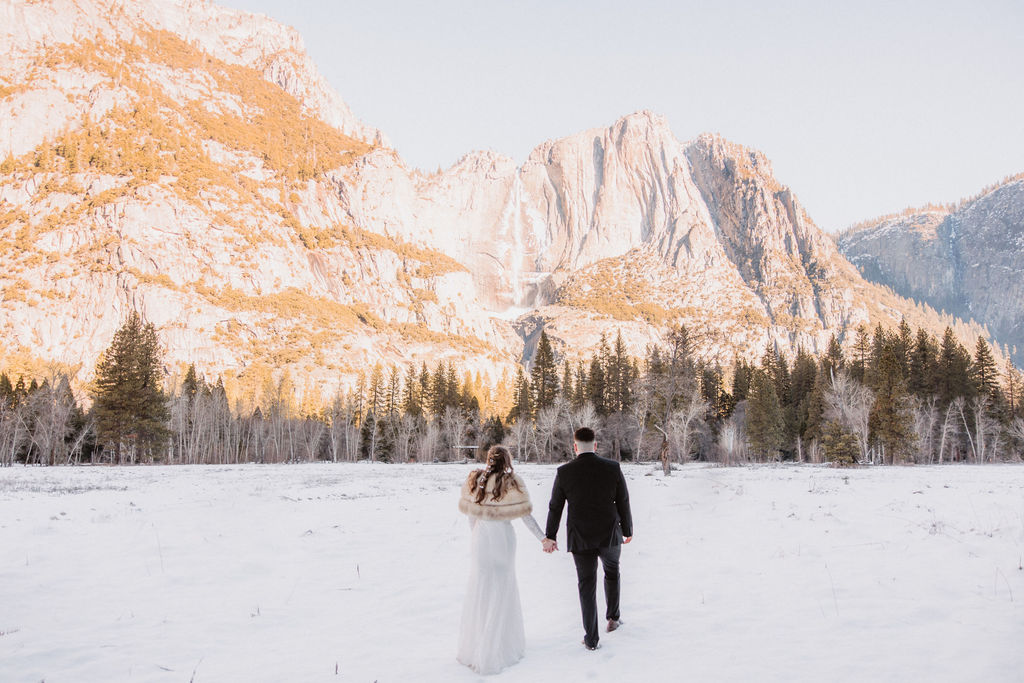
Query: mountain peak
0 0 382 151
689 132 777 182
611 109 672 132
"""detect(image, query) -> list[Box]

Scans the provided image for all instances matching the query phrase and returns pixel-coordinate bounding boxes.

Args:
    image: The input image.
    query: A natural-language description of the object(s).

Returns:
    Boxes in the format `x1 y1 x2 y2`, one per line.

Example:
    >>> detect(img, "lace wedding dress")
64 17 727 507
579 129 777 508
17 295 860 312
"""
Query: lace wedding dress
457 514 544 674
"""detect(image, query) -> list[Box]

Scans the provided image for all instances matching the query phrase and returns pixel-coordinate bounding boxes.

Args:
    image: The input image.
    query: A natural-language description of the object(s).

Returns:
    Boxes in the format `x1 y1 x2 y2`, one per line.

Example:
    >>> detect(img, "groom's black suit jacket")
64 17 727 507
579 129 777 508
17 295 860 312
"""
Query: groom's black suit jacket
545 452 632 553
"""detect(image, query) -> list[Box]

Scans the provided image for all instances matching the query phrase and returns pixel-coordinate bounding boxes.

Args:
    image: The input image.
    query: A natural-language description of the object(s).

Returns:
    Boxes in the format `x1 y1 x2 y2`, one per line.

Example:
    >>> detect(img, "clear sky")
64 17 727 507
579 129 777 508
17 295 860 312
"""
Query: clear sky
221 0 1023 231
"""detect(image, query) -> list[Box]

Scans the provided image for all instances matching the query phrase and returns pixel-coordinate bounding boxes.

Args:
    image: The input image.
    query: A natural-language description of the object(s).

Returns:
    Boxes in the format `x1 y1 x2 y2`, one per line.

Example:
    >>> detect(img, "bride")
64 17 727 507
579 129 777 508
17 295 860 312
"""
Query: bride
457 445 545 674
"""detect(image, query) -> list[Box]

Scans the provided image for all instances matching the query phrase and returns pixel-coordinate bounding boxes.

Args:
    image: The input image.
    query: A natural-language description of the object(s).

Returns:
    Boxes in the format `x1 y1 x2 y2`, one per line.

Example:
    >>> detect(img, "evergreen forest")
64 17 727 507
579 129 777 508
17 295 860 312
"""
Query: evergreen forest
2 315 1023 470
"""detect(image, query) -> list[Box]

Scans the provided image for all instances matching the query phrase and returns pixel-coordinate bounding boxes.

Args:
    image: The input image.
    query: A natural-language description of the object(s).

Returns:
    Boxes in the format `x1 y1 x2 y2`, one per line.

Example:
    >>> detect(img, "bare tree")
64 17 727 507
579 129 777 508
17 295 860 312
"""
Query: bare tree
342 408 360 463
1010 418 1024 461
938 397 963 463
647 325 700 475
668 391 708 464
717 405 746 466
298 415 326 462
628 390 650 462
66 416 93 465
961 396 1001 463
909 396 939 464
824 371 873 463
417 418 443 462
395 414 418 462
534 406 563 462
214 389 241 464
508 417 534 462
0 402 27 466
264 405 289 463
25 375 78 466
569 402 598 437
441 407 469 462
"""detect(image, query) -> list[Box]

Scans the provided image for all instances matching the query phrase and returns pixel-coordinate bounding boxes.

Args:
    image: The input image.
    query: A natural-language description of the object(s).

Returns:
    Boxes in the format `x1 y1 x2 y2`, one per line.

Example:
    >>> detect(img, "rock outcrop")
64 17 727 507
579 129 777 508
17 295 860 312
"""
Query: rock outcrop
839 178 1024 362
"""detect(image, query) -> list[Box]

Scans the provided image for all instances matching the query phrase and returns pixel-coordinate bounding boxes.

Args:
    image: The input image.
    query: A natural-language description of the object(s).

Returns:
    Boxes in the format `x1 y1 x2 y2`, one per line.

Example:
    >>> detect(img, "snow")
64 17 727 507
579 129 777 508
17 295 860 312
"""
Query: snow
1 462 1023 682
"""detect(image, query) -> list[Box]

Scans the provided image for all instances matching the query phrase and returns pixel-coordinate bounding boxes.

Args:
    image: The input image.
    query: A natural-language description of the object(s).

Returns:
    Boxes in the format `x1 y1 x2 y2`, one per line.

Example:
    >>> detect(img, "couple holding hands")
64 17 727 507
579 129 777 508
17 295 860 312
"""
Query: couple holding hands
457 427 633 674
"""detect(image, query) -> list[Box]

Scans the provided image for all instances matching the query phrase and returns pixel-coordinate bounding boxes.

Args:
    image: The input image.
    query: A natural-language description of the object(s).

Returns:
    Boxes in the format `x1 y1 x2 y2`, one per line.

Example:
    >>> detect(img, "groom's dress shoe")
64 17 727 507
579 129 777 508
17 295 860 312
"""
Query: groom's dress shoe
582 639 600 651
607 619 622 632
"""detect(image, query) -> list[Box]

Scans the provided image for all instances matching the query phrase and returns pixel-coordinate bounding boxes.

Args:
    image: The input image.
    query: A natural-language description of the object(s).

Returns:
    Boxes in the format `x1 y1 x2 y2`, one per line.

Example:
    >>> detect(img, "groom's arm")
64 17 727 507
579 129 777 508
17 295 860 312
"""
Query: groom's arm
545 470 566 542
615 464 633 539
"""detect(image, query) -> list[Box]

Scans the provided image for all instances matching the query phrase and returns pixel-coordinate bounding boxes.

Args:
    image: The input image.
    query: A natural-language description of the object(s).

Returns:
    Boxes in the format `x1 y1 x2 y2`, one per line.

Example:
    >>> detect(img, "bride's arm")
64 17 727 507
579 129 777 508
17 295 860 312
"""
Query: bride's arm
519 513 545 541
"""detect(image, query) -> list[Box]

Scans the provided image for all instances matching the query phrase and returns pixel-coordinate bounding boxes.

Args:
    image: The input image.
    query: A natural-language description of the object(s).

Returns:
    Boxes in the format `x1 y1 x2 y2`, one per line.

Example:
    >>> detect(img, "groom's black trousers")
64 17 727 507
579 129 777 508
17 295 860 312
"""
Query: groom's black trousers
572 545 621 648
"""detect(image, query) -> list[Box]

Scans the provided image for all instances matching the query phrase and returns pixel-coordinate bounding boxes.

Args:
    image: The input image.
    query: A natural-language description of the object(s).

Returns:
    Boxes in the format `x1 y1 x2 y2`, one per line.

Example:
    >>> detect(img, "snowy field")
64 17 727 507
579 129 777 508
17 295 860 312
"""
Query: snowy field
1 462 1023 682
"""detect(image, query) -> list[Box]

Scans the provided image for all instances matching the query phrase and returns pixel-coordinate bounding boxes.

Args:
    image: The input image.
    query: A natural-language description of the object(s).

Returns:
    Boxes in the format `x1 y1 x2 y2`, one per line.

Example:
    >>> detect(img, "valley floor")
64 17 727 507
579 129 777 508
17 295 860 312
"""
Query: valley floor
1 462 1022 682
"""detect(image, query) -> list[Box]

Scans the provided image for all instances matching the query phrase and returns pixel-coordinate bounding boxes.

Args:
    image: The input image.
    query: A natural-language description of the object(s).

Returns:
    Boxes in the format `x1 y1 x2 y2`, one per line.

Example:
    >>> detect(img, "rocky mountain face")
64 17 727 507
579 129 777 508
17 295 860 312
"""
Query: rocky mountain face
0 0 997 402
839 178 1024 363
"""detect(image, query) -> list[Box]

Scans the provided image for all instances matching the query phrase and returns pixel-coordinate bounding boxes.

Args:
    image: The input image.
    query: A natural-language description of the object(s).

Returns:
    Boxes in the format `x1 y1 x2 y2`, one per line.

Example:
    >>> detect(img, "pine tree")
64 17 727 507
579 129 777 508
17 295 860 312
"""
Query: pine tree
530 331 559 415
790 347 818 457
729 359 750 404
13 377 27 406
895 318 914 377
182 363 203 405
417 363 431 415
572 360 587 411
91 312 169 463
970 337 1000 407
359 409 378 461
508 367 532 424
367 363 385 416
608 330 632 413
403 364 422 417
444 362 460 410
701 365 727 420
459 371 481 414
850 325 870 383
745 369 785 460
1004 358 1023 420
560 361 574 405
866 324 887 390
352 370 367 424
936 327 972 408
821 334 844 380
479 416 505 451
868 334 913 463
429 362 447 416
0 373 12 408
385 366 401 417
822 420 859 466
588 352 606 416
908 328 938 398
804 364 829 447
760 342 778 388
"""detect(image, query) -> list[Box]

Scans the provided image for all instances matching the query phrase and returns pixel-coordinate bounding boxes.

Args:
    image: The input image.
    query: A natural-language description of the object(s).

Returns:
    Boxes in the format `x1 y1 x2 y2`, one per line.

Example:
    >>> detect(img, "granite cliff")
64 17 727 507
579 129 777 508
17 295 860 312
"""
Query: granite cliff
0 0 997 401
839 178 1024 363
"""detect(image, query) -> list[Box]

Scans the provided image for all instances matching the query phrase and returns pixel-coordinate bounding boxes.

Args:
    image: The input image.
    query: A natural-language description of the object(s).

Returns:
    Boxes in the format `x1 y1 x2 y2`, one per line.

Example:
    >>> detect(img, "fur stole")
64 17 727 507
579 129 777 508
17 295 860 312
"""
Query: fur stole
458 472 532 521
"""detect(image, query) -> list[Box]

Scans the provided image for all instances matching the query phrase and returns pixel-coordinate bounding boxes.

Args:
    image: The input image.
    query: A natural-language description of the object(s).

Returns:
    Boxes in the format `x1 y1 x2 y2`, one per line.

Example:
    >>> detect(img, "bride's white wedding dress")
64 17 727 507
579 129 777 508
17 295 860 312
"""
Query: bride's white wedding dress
457 511 544 674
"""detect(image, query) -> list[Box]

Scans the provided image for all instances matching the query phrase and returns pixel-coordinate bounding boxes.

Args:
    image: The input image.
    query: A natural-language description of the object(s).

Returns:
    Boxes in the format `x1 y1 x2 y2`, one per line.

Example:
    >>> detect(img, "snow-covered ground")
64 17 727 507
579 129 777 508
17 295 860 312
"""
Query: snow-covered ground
1 462 1023 682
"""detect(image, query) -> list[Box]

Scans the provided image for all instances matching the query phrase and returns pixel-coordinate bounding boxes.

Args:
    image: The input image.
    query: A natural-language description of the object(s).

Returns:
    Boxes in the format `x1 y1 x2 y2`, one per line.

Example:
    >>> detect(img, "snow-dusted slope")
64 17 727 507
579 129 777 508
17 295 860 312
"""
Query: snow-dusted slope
840 178 1024 362
0 0 382 153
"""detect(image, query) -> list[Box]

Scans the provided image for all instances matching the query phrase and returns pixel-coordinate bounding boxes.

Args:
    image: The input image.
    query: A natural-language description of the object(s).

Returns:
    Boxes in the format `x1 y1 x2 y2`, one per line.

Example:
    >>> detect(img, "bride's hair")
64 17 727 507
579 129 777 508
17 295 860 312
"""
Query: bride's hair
469 445 521 504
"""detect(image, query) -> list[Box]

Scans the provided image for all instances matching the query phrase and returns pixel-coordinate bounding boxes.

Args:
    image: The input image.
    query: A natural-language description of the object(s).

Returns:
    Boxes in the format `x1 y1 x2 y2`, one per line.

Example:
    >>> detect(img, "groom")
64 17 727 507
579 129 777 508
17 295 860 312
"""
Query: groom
543 426 633 651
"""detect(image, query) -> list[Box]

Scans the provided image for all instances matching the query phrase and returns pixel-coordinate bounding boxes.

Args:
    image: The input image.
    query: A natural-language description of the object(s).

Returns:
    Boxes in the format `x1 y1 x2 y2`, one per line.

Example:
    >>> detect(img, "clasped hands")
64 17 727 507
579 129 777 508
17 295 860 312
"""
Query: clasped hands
542 536 632 552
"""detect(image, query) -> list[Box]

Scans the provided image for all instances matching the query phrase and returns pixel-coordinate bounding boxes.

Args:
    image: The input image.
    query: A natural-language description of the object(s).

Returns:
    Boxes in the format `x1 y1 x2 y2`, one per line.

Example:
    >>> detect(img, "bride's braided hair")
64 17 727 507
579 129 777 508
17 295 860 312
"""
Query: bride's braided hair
470 445 521 504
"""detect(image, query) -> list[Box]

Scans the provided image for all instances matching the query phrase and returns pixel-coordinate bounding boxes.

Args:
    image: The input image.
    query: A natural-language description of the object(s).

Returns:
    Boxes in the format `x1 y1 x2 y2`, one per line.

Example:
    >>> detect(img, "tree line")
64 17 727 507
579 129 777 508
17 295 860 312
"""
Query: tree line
2 313 1023 469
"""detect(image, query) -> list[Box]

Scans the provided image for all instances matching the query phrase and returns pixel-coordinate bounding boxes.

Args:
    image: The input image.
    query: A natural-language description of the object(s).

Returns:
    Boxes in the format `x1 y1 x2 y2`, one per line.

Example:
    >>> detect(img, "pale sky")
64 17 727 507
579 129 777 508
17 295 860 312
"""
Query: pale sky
222 0 1023 231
